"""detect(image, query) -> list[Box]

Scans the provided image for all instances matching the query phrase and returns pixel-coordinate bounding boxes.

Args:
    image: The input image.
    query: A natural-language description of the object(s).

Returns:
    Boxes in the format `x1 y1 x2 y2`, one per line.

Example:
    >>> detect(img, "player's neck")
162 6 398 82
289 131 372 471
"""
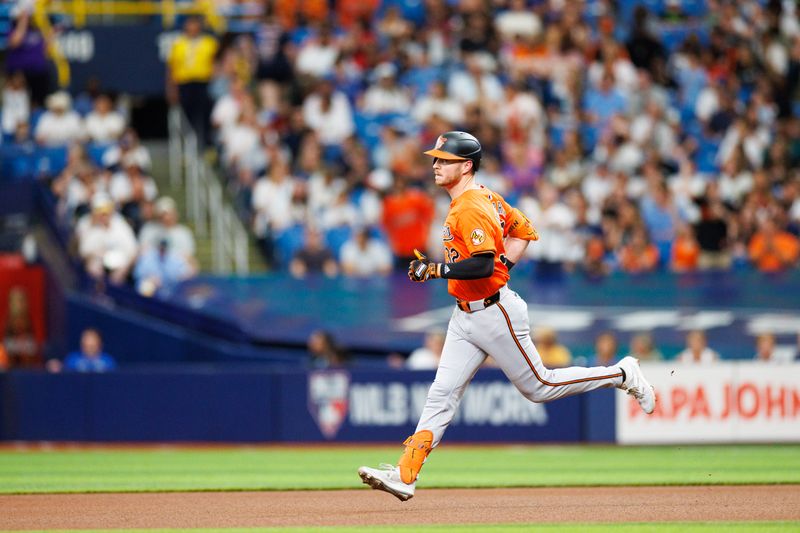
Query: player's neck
446 175 479 200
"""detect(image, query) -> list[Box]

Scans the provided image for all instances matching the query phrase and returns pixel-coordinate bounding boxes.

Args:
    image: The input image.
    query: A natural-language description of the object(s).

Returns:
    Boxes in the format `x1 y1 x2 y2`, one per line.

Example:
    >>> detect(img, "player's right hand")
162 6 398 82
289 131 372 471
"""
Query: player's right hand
408 249 441 282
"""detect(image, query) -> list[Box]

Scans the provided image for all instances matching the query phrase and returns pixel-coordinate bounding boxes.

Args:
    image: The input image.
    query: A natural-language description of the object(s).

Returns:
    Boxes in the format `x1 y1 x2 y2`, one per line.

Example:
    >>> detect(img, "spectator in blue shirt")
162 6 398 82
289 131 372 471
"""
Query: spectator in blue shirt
62 328 117 373
640 182 680 264
134 238 193 297
583 72 628 130
675 49 708 115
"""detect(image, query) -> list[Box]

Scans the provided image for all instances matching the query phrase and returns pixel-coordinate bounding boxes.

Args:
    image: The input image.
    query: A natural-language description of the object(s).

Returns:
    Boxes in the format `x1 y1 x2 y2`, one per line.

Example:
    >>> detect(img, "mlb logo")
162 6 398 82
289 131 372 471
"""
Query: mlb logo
308 370 350 439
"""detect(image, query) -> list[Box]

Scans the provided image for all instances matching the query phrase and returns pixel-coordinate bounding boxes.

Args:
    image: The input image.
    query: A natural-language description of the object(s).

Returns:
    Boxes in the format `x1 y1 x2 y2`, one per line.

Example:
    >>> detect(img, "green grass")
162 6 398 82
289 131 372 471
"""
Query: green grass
1 444 799 494
7 524 800 533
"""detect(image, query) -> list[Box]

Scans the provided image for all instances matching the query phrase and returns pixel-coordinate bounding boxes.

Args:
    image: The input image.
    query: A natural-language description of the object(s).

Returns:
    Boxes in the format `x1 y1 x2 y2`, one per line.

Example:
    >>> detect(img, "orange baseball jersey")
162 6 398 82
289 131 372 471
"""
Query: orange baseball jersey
443 186 536 301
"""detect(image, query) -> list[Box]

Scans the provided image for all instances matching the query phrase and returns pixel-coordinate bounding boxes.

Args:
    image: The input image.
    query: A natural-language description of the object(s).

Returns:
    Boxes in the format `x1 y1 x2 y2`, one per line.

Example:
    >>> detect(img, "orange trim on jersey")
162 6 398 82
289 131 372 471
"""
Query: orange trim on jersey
496 303 623 386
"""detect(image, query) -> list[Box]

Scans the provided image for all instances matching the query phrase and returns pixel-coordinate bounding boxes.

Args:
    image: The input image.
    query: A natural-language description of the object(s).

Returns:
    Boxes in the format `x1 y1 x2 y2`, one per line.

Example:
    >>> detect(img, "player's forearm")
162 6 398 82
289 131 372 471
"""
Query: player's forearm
503 237 529 265
440 253 494 280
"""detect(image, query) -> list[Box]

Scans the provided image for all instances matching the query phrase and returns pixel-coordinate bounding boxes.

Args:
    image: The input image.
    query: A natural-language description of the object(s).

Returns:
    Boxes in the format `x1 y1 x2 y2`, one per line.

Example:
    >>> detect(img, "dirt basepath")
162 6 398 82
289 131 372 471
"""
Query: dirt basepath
2 485 799 530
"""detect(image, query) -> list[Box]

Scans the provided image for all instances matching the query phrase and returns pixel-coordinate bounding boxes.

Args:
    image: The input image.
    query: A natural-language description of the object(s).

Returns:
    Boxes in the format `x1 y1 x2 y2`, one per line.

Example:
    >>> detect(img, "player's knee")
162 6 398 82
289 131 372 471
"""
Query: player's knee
515 376 553 403
520 388 547 403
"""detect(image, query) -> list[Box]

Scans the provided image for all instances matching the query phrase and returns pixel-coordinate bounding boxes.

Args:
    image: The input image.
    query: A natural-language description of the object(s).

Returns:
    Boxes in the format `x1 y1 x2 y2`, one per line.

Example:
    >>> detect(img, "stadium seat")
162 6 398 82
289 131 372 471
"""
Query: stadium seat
0 144 34 181
579 124 599 152
399 67 441 98
353 112 384 154
548 123 569 150
679 105 697 126
738 85 754 104
659 24 708 52
0 145 70 180
682 0 708 18
324 226 352 257
354 112 413 157
29 109 45 132
376 0 426 27
695 138 720 173
87 143 112 167
367 226 388 241
288 26 313 46
34 146 69 176
0 3 11 51
684 119 704 140
273 224 306 267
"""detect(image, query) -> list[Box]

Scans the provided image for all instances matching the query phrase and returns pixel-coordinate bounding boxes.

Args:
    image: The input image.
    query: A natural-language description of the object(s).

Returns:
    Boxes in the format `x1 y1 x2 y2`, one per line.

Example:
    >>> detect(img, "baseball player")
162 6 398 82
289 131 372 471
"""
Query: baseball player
358 131 656 501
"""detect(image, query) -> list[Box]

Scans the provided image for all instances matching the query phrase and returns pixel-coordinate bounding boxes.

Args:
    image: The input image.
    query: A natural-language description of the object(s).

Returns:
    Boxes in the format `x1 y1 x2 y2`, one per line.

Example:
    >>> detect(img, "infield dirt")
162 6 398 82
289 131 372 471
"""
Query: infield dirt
2 485 799 529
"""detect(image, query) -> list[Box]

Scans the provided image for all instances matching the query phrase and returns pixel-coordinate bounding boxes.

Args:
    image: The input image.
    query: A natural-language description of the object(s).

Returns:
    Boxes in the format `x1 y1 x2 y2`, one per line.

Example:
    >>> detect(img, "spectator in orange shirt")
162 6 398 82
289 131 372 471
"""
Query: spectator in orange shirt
748 218 800 272
381 178 435 268
338 0 380 30
582 235 610 278
275 0 328 29
0 343 9 371
671 223 700 272
618 226 660 273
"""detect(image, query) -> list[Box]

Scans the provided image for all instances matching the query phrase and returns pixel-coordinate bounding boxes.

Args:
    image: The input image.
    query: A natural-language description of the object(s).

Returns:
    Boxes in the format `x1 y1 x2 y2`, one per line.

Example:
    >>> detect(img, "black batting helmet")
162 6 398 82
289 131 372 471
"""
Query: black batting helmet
423 131 482 171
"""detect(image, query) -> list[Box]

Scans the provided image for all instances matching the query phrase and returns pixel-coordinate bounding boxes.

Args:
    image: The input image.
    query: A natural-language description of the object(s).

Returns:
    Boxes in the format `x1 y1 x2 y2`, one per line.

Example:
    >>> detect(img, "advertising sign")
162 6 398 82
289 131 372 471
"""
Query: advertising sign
617 363 800 444
278 369 583 443
59 24 179 95
1 368 614 442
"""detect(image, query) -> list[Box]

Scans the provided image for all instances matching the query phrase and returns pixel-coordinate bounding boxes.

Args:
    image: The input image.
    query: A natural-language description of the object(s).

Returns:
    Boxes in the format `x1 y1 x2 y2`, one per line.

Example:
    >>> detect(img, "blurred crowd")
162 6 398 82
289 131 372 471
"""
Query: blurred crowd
2 0 198 296
175 0 800 278
38 104 199 296
307 324 799 371
6 0 800 371
3 89 198 296
4 0 800 283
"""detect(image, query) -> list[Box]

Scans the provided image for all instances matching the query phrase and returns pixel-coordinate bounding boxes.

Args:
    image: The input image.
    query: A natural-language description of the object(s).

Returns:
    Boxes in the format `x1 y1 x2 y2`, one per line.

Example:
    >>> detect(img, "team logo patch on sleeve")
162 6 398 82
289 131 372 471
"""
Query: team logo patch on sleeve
470 228 486 246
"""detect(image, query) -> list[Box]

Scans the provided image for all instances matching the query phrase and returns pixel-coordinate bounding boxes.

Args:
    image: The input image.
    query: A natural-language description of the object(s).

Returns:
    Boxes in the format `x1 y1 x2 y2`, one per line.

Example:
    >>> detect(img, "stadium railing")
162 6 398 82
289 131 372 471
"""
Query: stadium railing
168 106 249 275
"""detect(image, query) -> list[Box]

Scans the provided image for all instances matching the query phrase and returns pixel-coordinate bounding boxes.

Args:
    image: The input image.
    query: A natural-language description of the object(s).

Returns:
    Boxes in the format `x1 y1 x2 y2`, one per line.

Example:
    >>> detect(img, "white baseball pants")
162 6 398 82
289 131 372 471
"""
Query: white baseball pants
416 285 624 447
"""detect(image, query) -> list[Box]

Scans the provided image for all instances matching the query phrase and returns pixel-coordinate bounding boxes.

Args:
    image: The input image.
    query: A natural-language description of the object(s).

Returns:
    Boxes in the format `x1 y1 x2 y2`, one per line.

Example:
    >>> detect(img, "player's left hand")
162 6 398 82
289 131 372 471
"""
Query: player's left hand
408 249 441 282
